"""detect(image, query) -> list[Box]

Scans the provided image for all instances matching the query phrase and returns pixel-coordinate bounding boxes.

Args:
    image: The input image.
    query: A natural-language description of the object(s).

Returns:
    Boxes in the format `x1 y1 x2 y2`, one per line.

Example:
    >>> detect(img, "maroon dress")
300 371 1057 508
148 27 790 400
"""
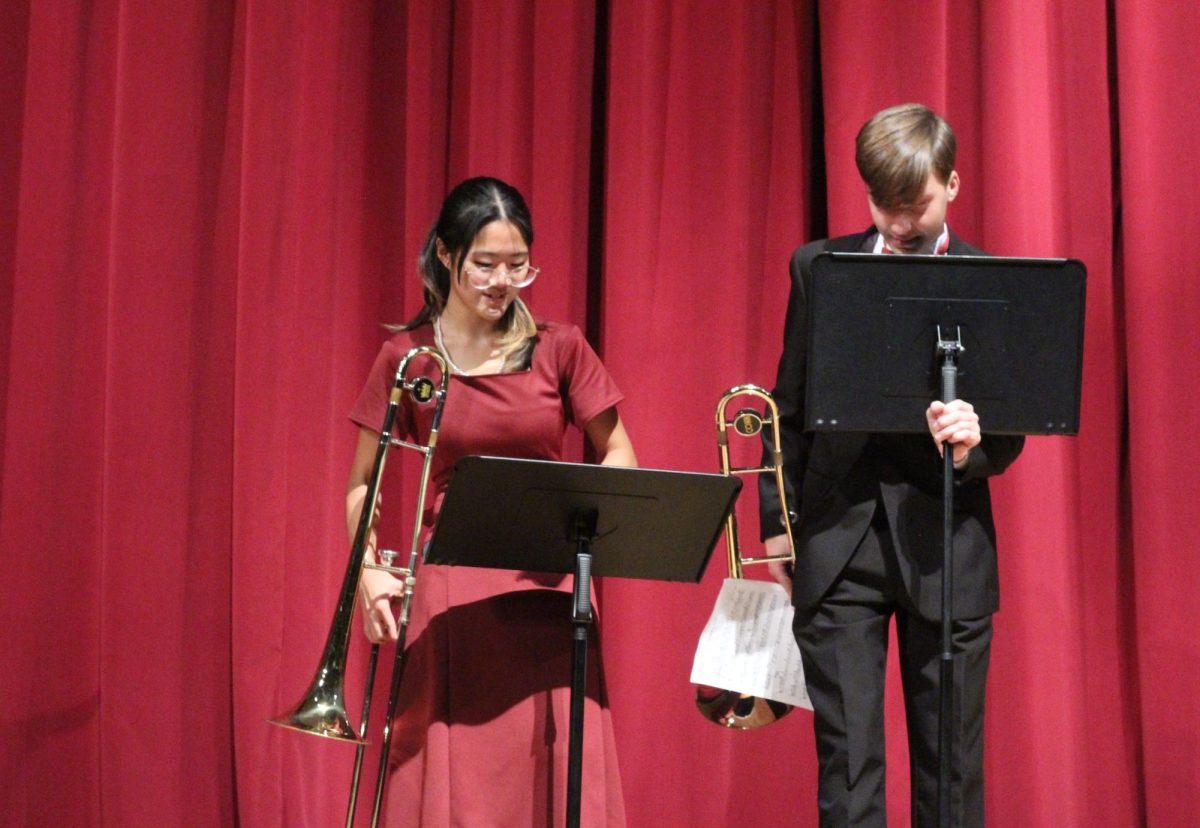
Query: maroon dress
349 321 627 827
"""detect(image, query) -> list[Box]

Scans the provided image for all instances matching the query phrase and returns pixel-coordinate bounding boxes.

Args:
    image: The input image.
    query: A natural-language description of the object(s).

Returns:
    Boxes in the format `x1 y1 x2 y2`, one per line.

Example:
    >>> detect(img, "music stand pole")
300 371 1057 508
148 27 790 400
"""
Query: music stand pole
937 325 964 828
566 512 598 828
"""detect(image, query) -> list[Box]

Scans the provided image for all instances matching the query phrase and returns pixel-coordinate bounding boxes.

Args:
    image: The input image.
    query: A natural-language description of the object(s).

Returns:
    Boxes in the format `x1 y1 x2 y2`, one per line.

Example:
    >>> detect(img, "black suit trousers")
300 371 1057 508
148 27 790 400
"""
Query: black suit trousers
793 511 992 827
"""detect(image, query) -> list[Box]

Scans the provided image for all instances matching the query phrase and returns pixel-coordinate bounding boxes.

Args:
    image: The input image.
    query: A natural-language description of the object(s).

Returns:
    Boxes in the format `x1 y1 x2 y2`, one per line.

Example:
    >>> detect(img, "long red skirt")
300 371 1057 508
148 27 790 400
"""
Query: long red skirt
379 564 626 827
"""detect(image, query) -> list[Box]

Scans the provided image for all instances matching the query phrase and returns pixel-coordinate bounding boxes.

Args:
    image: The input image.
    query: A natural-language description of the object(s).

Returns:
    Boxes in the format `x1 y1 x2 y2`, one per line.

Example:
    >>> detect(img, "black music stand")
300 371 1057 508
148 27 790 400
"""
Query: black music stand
424 455 741 828
805 252 1086 828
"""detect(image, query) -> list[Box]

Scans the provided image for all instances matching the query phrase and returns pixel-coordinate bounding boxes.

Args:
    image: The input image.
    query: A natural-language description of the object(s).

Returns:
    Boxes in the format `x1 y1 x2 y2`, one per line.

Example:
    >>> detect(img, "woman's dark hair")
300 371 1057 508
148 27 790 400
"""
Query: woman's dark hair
397 178 538 368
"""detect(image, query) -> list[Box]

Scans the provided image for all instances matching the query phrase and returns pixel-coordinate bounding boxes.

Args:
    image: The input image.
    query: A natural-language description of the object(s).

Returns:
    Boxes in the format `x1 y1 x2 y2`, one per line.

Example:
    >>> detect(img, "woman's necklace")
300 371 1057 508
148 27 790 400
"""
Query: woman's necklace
434 317 489 376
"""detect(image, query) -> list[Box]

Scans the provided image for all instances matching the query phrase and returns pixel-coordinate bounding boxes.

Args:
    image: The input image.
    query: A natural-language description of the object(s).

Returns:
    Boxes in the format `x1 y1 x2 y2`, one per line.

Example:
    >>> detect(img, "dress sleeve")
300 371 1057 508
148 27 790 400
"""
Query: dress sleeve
347 336 416 441
552 323 624 429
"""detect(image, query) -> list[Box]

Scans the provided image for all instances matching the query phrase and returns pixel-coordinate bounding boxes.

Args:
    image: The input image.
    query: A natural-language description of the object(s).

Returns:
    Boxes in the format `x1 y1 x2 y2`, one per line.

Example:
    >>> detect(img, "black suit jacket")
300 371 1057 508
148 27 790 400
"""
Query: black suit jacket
760 229 1025 621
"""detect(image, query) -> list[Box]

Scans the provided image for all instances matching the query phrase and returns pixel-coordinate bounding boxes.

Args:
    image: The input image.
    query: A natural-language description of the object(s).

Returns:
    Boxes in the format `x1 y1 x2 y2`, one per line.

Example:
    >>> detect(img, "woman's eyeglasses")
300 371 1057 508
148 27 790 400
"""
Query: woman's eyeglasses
463 263 539 290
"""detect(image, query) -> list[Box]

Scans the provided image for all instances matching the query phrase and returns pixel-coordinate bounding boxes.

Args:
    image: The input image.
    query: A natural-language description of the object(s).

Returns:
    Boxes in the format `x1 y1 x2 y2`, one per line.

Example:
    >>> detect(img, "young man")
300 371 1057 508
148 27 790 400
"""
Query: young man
759 103 1025 826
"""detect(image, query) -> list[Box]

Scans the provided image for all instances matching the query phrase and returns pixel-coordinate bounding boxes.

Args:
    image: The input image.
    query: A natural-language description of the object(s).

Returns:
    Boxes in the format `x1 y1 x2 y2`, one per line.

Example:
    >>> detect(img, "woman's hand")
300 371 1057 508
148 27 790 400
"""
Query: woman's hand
345 426 404 644
358 566 405 644
925 399 981 469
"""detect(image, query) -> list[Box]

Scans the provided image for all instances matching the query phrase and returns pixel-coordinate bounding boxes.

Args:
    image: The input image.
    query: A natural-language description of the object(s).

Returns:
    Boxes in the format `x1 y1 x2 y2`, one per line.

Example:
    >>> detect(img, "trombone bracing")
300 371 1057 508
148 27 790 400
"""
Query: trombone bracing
269 345 450 828
694 383 798 729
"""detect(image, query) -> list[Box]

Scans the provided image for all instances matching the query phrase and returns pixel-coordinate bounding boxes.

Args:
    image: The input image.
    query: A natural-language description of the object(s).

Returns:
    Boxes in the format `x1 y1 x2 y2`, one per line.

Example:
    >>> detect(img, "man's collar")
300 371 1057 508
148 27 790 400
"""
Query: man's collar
873 225 951 255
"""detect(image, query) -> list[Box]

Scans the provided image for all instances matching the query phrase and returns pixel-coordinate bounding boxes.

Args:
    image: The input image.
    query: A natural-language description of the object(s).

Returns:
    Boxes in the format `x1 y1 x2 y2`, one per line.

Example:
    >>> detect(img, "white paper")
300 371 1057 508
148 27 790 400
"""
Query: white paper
689 578 811 710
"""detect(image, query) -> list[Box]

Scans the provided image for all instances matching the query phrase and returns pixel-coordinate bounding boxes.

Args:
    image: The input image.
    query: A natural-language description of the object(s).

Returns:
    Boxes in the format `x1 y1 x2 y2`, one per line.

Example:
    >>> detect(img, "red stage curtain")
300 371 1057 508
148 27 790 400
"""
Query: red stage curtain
600 3 818 824
0 1 1195 826
1115 0 1200 823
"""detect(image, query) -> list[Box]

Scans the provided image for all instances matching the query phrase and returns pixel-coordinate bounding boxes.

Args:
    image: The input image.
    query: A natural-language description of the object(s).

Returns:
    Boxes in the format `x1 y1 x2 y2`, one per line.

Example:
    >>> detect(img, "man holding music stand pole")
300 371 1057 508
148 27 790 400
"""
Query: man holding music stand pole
759 104 1032 826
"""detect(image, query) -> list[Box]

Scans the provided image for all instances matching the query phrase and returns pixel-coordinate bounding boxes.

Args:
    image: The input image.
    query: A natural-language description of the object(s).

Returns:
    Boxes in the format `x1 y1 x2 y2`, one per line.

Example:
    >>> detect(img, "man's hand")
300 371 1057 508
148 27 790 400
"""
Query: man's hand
763 534 794 598
926 399 981 468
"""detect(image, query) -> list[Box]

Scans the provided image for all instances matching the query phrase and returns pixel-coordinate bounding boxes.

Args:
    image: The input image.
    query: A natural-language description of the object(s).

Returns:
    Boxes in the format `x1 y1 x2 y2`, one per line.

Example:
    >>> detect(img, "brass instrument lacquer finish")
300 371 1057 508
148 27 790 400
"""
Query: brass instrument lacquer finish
269 346 449 827
694 384 798 729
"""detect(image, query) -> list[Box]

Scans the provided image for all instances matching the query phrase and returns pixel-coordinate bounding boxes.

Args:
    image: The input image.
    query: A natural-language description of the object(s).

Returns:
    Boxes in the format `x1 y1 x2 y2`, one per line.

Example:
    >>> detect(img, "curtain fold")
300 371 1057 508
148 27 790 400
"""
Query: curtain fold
1 1 1195 825
600 2 817 822
1116 0 1200 822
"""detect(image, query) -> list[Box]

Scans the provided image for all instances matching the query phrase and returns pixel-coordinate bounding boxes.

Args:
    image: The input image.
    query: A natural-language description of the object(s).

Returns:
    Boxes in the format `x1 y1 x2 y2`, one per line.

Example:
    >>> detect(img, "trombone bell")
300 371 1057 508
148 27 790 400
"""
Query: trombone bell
696 686 792 729
270 662 361 742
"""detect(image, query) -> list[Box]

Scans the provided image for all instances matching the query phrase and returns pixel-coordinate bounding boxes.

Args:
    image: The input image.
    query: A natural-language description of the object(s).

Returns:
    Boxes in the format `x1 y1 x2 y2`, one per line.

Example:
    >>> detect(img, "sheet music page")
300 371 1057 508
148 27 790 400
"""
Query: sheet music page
689 578 811 710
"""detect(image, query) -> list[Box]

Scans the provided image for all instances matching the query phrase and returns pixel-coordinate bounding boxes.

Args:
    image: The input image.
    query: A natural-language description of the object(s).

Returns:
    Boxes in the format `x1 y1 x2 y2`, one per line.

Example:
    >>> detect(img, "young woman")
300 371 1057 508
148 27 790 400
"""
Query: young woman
347 177 634 826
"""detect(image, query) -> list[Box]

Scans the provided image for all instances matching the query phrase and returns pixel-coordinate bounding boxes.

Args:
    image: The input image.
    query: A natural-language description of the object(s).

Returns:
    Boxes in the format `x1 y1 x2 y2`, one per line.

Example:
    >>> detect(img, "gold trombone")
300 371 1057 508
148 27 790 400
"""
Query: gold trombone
694 383 797 729
270 345 449 828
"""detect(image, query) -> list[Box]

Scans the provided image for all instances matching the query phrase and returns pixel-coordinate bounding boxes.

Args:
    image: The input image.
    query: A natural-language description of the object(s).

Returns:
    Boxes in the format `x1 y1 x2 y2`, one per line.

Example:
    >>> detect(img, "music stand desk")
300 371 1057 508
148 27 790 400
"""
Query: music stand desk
425 455 741 828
